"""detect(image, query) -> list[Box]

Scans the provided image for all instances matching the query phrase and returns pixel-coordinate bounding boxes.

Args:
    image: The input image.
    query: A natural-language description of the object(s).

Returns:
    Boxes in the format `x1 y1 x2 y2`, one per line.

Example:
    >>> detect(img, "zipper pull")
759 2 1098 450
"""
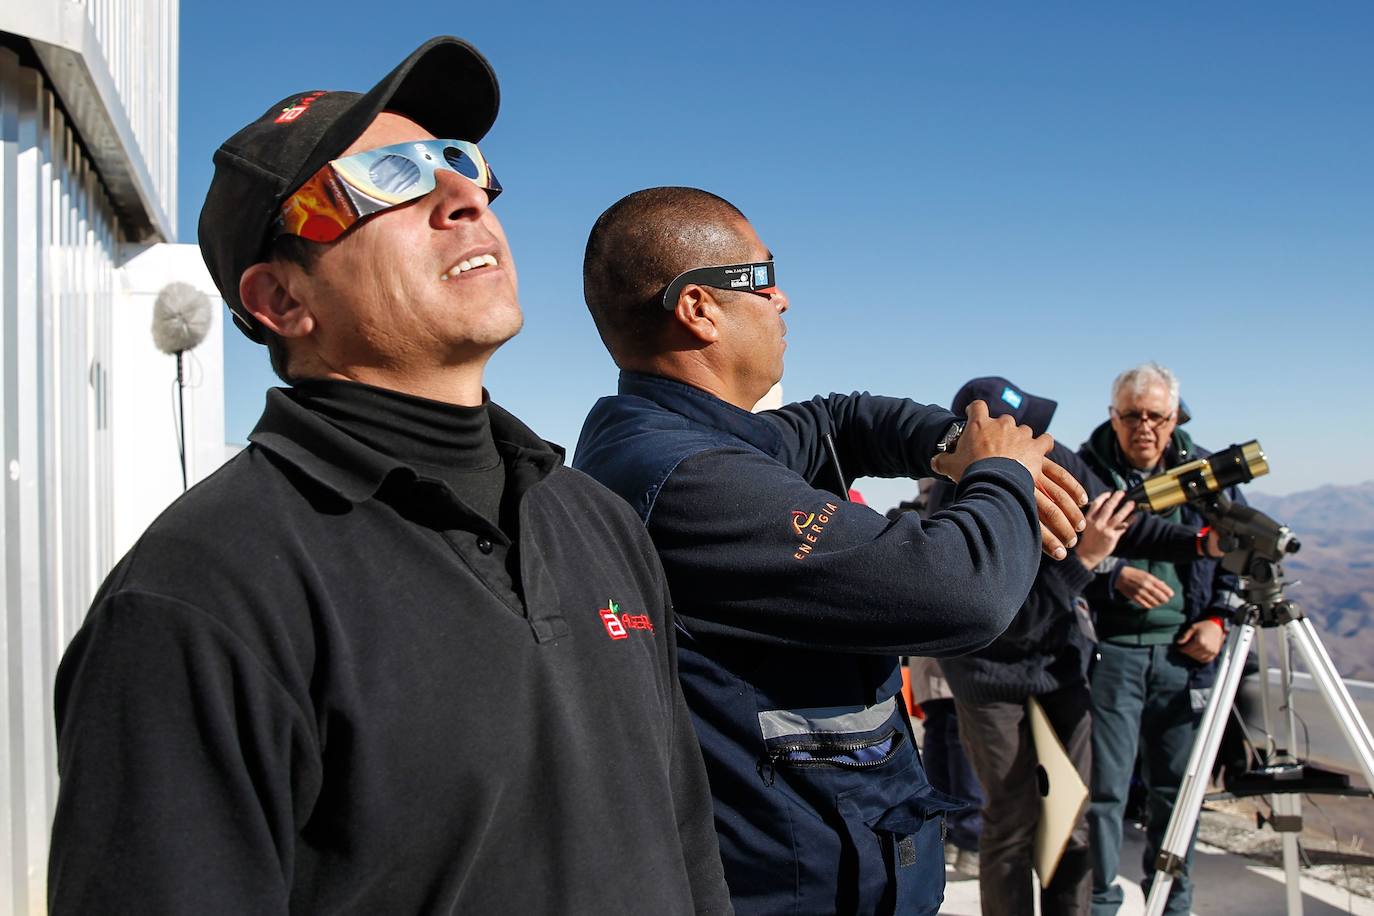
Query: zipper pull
757 754 778 787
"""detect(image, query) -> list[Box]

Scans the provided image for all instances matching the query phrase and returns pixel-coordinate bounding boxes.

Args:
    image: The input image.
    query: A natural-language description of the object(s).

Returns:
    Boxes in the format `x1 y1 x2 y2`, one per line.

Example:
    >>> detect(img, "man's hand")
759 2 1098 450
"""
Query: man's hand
930 400 1088 560
1076 491 1135 569
1116 566 1174 609
1204 528 1227 558
1177 619 1224 663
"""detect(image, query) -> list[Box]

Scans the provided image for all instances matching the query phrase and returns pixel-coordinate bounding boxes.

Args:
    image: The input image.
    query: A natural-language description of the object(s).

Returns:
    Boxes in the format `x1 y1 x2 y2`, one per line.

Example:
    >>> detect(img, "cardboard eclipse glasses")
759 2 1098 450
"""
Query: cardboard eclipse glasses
273 139 501 244
661 261 777 310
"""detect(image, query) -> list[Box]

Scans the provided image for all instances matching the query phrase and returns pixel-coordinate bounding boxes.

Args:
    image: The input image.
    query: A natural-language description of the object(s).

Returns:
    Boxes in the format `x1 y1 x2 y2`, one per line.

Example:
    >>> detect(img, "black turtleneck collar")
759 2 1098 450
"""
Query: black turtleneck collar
284 378 506 529
288 378 501 471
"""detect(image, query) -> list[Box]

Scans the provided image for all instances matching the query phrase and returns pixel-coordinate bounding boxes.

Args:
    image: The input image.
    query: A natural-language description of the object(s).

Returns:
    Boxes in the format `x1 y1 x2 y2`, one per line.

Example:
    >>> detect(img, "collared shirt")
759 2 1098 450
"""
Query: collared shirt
51 386 732 915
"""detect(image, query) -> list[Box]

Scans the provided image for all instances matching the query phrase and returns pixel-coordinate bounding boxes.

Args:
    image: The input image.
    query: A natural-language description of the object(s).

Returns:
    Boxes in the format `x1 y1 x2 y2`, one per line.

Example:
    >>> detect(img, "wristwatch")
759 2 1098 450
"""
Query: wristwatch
932 420 965 479
934 420 965 457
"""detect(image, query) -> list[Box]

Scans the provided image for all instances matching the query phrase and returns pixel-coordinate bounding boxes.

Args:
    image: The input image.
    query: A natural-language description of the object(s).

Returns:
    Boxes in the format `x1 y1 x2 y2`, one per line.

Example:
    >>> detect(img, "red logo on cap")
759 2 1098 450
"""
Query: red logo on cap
275 91 326 124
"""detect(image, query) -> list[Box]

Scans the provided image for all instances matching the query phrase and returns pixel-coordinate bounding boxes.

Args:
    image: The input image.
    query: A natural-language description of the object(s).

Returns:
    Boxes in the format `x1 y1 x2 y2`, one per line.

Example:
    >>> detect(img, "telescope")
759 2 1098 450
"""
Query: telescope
1126 440 1269 513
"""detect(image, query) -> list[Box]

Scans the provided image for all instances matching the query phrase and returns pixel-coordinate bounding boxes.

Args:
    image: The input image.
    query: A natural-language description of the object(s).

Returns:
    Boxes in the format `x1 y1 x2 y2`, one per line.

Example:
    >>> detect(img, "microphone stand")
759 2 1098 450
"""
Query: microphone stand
176 350 187 491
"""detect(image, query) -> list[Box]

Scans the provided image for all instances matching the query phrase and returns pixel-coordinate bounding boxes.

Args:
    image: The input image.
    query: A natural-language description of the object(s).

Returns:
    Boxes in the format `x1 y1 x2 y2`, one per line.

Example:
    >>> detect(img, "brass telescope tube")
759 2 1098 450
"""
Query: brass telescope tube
1128 440 1269 512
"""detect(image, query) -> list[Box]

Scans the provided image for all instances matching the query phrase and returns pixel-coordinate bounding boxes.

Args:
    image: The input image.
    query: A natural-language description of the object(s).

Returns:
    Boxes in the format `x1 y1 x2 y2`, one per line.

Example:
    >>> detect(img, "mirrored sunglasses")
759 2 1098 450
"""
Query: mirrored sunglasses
273 139 502 243
661 261 777 310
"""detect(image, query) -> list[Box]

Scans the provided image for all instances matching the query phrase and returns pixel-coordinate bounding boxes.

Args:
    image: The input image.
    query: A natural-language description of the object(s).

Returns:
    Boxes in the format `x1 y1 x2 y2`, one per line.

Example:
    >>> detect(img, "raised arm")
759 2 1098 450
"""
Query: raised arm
648 444 1041 657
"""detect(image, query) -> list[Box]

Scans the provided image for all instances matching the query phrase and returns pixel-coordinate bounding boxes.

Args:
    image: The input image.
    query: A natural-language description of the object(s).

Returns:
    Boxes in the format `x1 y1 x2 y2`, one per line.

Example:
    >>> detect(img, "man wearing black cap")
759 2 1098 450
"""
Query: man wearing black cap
927 377 1212 916
48 39 730 915
573 187 1090 914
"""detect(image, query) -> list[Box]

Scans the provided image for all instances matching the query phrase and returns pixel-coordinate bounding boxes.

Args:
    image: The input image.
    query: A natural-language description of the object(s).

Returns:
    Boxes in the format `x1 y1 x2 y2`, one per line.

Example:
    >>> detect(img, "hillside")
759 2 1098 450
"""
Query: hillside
1246 483 1374 680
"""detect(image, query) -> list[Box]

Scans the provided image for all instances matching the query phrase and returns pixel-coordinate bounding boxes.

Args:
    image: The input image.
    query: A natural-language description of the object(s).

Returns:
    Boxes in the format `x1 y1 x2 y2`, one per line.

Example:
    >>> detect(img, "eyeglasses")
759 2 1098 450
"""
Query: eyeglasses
661 261 777 310
1112 408 1176 429
273 139 501 243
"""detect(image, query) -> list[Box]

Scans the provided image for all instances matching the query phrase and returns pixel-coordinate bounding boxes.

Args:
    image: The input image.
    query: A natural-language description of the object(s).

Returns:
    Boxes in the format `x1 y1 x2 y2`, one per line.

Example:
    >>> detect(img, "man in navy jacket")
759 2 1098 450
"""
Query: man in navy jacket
574 187 1088 914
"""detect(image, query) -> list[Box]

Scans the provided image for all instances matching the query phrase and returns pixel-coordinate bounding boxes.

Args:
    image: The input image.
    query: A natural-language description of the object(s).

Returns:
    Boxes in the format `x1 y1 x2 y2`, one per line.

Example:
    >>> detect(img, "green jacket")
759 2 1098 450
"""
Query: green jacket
1080 423 1192 645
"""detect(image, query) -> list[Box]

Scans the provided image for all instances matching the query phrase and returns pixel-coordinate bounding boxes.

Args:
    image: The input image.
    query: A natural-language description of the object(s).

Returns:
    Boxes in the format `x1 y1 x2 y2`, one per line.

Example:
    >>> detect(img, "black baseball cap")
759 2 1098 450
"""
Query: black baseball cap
952 376 1058 437
198 36 500 343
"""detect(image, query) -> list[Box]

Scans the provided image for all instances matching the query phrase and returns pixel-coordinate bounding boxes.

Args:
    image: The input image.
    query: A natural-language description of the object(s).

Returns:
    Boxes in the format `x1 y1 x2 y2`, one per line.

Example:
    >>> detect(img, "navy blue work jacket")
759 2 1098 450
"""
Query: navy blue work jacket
575 372 1043 915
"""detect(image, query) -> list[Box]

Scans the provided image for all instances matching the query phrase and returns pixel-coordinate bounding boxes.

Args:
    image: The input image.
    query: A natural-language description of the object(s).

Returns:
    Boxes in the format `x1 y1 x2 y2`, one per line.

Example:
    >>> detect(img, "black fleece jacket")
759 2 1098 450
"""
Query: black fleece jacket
49 384 731 916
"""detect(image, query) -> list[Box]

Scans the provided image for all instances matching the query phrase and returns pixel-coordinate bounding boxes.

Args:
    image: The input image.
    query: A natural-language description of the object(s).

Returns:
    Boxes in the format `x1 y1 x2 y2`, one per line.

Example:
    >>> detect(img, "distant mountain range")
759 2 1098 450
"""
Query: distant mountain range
1247 482 1374 681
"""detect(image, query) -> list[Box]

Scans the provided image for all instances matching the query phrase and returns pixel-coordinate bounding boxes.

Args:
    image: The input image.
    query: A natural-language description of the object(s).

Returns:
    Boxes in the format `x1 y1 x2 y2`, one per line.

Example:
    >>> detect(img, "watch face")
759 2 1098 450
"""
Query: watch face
938 421 964 452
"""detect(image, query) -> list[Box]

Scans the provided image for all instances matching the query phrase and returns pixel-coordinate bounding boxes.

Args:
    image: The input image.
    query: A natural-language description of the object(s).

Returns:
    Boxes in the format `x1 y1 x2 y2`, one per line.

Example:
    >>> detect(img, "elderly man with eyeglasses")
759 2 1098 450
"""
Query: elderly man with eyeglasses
1076 361 1245 916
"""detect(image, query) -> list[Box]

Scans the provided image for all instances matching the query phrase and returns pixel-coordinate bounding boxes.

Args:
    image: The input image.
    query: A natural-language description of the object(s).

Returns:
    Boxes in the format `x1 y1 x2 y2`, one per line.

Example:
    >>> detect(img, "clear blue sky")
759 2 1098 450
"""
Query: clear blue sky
179 1 1372 511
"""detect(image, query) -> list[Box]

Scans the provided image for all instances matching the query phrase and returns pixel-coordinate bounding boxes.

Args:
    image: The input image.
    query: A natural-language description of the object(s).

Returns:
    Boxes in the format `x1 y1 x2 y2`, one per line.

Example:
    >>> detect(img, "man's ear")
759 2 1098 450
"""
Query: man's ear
239 262 315 340
671 284 721 344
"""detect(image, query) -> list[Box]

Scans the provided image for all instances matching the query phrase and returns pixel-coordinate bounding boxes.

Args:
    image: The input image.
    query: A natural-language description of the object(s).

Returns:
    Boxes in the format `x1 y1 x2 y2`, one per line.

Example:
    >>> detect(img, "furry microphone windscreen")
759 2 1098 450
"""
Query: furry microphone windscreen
152 282 213 354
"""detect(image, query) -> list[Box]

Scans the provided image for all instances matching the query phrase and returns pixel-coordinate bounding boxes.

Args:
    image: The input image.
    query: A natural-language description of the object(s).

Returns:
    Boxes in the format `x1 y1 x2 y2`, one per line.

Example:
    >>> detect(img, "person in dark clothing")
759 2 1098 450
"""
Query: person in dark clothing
894 491 985 879
929 377 1213 916
1078 361 1244 916
48 39 731 915
906 655 985 878
573 187 1090 915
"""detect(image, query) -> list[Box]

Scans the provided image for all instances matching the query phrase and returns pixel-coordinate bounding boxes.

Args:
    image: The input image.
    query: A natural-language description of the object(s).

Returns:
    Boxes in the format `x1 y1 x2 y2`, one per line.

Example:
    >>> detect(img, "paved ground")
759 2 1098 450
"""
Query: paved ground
940 819 1374 915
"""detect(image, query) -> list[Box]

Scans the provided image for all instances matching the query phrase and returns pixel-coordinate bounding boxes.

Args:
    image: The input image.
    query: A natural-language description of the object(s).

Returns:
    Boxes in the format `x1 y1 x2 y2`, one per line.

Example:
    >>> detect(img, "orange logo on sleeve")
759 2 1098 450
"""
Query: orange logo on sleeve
792 503 840 561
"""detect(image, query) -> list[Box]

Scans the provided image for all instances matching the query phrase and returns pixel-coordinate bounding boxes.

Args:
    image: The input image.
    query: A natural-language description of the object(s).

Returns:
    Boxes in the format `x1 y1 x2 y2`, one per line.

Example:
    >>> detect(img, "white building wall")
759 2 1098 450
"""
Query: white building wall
1 51 121 915
1 1 186 911
2 0 179 241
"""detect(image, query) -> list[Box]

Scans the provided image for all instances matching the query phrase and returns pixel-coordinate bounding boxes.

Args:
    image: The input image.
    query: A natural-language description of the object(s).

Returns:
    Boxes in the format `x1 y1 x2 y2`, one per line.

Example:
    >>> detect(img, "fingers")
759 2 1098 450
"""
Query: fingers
1134 581 1173 608
1206 529 1226 558
1085 491 1127 527
1039 455 1089 513
1107 492 1136 529
1120 569 1173 608
1083 491 1113 520
1176 629 1217 663
964 399 990 422
1040 522 1068 560
1035 468 1087 541
1036 490 1077 559
1179 642 1211 663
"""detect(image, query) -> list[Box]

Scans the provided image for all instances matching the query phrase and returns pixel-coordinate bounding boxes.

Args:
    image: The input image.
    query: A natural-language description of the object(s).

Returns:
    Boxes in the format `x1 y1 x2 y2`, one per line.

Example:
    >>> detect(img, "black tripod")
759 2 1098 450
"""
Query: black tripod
1144 495 1374 916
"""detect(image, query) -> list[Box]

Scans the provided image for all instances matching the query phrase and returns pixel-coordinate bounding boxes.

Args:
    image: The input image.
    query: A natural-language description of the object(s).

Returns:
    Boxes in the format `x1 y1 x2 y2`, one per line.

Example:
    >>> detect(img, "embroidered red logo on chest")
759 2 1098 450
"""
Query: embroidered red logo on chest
599 598 654 640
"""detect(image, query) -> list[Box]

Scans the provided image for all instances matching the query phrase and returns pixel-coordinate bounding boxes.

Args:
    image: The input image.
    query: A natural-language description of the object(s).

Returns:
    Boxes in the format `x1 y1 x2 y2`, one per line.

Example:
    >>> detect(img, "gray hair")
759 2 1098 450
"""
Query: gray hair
1111 361 1180 409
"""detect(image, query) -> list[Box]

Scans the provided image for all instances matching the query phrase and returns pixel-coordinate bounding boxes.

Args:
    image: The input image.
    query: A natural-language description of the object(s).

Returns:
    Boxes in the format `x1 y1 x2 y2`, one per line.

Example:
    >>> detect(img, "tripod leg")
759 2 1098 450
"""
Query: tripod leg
1275 630 1305 916
1144 622 1256 916
1286 617 1374 788
1272 789 1304 916
1257 627 1278 761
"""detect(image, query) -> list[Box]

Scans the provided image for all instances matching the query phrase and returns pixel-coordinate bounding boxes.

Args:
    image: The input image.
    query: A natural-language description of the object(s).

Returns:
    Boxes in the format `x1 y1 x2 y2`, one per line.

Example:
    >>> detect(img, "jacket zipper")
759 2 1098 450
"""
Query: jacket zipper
758 728 904 785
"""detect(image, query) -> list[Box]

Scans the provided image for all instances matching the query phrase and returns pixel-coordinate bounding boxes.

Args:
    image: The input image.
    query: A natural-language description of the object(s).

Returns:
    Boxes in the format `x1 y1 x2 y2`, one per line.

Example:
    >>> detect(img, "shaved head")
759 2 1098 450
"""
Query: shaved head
583 187 752 363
